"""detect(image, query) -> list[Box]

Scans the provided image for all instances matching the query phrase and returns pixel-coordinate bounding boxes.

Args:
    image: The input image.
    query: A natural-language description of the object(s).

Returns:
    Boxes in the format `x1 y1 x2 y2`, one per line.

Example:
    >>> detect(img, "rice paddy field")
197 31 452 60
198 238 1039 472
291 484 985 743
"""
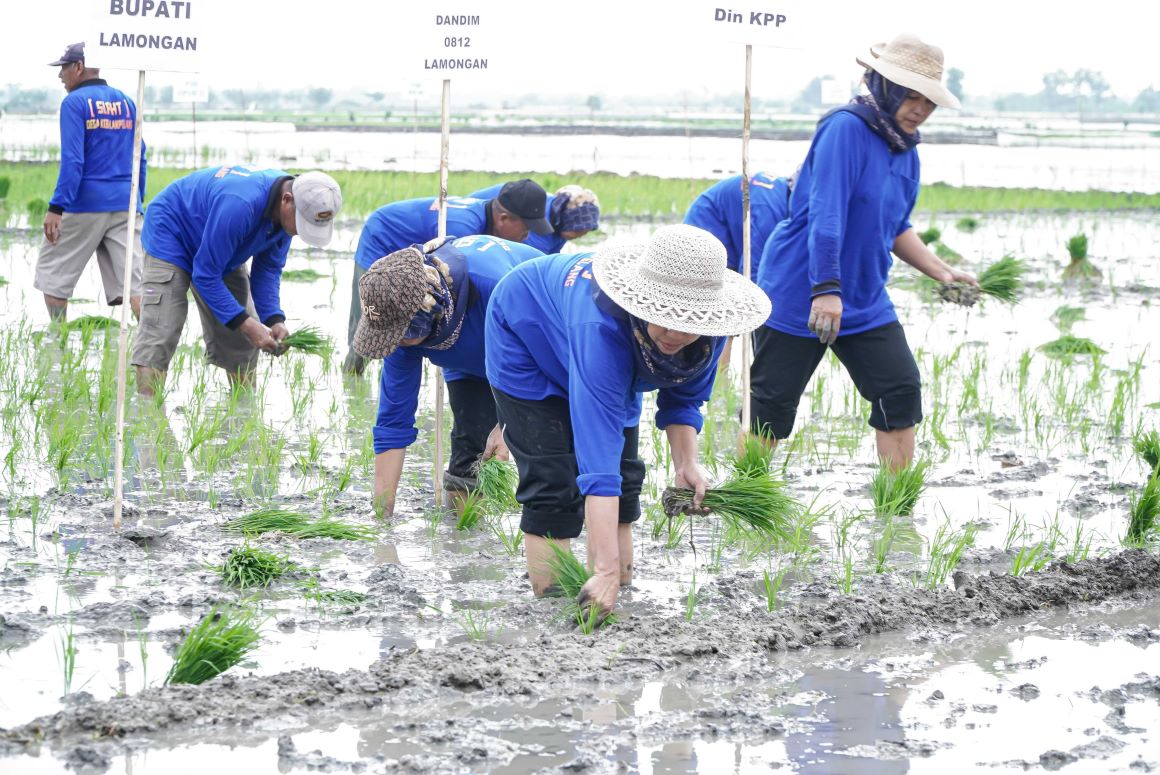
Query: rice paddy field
1 121 1159 774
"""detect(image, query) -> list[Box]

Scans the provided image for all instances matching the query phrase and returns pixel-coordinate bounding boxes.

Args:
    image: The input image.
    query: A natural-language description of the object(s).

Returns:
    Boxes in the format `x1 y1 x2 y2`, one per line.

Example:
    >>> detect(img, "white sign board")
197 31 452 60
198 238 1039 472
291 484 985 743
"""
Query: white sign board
173 77 208 103
383 1 513 81
681 1 813 48
84 0 205 72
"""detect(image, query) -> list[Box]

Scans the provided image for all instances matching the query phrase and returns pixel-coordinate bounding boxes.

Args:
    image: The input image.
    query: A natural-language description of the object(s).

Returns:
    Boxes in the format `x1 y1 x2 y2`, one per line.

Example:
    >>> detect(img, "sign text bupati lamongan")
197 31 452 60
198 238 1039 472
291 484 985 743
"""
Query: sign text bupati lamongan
85 0 205 72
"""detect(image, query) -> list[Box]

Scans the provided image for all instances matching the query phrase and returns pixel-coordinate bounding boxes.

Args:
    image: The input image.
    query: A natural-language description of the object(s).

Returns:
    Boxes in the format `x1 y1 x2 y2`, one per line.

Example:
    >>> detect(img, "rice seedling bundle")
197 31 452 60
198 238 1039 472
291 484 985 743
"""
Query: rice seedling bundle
213 544 294 589
281 326 333 357
1126 474 1160 546
955 216 979 233
221 507 375 541
164 607 261 686
454 491 485 531
1051 305 1085 334
473 456 519 513
730 435 775 479
1134 430 1160 473
63 315 119 332
1038 335 1105 360
871 459 929 517
546 541 592 598
661 472 795 542
937 255 1025 307
1066 233 1088 262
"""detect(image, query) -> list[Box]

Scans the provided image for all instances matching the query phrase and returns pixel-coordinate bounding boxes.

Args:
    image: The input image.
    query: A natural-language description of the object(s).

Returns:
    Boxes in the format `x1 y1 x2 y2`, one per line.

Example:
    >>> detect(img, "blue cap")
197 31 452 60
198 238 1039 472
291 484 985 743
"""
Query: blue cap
49 43 85 66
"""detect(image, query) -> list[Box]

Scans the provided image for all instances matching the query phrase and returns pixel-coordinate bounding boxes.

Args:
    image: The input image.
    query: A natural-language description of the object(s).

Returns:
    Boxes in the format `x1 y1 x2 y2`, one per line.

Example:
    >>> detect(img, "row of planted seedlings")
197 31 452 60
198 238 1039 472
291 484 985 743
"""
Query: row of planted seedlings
0 310 398 691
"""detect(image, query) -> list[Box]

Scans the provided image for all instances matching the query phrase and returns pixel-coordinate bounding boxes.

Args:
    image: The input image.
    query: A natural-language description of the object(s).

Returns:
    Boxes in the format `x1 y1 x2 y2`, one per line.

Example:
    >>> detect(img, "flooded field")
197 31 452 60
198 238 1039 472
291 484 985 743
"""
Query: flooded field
1 204 1159 773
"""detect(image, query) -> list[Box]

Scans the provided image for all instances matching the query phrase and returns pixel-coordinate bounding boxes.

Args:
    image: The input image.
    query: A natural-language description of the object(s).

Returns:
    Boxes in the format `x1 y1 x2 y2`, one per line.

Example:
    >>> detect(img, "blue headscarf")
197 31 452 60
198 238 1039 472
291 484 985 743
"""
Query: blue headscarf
549 189 600 235
826 70 920 153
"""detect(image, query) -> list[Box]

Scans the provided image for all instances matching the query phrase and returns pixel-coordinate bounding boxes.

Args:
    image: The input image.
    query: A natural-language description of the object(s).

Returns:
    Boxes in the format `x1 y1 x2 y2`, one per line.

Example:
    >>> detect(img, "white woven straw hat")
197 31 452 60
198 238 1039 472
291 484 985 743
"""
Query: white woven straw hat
856 33 961 110
591 224 771 337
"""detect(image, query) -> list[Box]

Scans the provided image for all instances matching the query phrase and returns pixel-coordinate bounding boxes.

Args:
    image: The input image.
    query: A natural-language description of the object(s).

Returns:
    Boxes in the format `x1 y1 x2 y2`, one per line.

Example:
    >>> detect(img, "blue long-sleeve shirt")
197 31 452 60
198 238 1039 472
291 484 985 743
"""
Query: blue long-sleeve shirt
373 235 544 453
758 112 918 337
49 79 146 214
354 196 496 271
486 253 724 497
683 172 791 280
469 184 566 254
141 166 292 328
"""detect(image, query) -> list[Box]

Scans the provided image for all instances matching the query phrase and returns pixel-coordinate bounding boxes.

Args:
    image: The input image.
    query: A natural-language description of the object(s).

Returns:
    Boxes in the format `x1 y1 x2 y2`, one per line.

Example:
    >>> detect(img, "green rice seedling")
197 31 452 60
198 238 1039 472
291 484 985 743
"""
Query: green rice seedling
454 491 486 531
917 226 941 245
574 603 611 635
1126 474 1160 546
164 607 261 686
213 544 295 589
1003 508 1027 552
684 573 700 622
1051 305 1085 335
923 521 977 590
976 255 1025 303
302 585 367 607
662 473 795 542
870 459 929 517
1062 233 1101 280
1038 335 1105 360
730 434 775 479
487 515 524 556
1010 542 1049 576
1133 430 1160 474
473 456 519 513
221 507 375 541
955 215 979 233
1066 520 1093 564
57 618 78 696
762 567 788 611
280 268 327 282
26 197 48 222
1066 233 1088 261
871 514 897 573
281 326 333 357
545 541 591 598
63 315 119 333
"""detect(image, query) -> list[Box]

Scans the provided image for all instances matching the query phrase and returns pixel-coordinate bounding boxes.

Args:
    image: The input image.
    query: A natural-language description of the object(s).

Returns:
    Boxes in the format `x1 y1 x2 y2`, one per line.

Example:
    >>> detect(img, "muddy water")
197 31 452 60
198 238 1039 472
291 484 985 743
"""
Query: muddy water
1 209 1159 772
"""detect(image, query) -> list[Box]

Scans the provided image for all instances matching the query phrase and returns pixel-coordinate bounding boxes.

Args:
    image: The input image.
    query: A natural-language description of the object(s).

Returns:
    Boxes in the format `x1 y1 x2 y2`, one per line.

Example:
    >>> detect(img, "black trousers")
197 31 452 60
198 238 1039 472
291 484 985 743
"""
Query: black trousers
749 321 923 440
492 388 646 539
444 378 498 491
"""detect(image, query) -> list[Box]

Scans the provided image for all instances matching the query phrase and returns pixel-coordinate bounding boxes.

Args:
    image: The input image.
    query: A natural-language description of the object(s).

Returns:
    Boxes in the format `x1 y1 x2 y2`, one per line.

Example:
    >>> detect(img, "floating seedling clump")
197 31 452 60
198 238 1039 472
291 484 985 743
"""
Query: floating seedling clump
281 326 333 357
164 607 261 686
1038 335 1105 360
213 544 295 589
221 507 376 541
871 459 929 517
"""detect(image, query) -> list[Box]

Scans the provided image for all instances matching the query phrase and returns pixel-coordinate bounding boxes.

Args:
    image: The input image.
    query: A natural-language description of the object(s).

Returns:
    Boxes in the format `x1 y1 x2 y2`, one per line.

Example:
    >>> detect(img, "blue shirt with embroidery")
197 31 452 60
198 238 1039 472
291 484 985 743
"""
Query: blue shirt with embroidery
141 166 292 327
757 111 919 338
683 172 791 280
50 79 147 214
485 252 724 497
373 236 544 454
469 183 565 254
354 196 496 270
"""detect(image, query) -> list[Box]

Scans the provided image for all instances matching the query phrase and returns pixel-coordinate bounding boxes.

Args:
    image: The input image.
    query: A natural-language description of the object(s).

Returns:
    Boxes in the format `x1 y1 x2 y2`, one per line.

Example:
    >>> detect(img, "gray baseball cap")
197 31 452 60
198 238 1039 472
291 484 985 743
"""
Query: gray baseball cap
49 43 85 66
292 172 342 247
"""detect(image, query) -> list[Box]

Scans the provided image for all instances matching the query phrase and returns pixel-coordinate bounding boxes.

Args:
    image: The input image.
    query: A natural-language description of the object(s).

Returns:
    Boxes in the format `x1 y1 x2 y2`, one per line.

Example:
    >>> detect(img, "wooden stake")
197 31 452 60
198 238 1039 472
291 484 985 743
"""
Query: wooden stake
740 45 754 438
433 78 451 508
112 70 146 531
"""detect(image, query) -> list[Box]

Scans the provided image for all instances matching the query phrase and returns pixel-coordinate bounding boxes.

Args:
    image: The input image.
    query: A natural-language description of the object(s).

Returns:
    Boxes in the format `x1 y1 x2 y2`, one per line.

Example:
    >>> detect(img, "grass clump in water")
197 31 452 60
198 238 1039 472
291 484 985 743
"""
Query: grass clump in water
280 268 327 283
1134 430 1160 474
1038 335 1105 360
473 456 519 513
955 215 979 233
164 607 261 686
213 544 294 589
1126 474 1160 546
281 326 333 357
221 507 376 541
871 459 929 517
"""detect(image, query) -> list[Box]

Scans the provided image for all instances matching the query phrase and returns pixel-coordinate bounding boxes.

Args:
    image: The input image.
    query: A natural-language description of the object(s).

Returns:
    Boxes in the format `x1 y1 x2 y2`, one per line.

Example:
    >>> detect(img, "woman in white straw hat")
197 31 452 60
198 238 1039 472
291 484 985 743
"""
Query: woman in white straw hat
751 33 976 469
485 224 771 615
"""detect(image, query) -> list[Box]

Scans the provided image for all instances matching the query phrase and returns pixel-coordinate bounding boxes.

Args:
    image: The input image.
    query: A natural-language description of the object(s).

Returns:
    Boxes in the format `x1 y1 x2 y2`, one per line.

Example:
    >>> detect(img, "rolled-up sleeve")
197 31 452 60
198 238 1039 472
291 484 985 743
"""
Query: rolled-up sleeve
567 322 634 496
373 348 425 453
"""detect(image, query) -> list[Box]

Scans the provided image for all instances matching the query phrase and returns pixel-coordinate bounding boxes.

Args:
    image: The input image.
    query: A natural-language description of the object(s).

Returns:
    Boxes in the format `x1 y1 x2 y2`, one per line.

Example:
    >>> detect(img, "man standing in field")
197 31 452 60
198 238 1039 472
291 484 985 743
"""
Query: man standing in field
132 165 342 396
341 178 553 375
36 42 147 322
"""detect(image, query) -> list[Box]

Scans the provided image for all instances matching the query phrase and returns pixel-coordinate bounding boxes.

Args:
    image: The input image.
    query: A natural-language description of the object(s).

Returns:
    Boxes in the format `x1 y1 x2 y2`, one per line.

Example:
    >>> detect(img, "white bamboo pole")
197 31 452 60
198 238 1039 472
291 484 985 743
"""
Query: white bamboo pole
112 69 146 531
740 45 754 437
433 78 451 508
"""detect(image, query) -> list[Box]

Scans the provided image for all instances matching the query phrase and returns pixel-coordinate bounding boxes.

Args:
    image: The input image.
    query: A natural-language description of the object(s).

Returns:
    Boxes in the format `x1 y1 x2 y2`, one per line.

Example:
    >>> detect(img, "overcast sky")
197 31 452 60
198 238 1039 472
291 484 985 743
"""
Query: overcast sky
3 0 1155 104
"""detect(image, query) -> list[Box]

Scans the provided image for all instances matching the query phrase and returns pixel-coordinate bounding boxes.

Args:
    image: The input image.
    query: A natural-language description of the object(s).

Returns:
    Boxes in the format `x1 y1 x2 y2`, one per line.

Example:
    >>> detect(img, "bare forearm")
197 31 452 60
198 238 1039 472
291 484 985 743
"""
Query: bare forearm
584 495 620 575
892 228 953 282
665 424 699 470
373 448 406 516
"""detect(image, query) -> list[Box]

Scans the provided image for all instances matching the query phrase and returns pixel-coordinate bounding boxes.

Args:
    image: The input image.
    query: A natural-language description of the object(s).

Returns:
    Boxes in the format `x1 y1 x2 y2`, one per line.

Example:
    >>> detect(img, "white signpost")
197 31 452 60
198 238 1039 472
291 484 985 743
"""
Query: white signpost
83 0 205 530
680 2 812 439
384 2 511 509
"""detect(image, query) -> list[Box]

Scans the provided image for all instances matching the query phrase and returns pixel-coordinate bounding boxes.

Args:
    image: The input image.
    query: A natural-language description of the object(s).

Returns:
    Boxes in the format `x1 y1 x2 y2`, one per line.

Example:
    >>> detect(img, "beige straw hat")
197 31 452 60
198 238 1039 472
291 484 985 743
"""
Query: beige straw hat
591 224 771 338
856 33 961 110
